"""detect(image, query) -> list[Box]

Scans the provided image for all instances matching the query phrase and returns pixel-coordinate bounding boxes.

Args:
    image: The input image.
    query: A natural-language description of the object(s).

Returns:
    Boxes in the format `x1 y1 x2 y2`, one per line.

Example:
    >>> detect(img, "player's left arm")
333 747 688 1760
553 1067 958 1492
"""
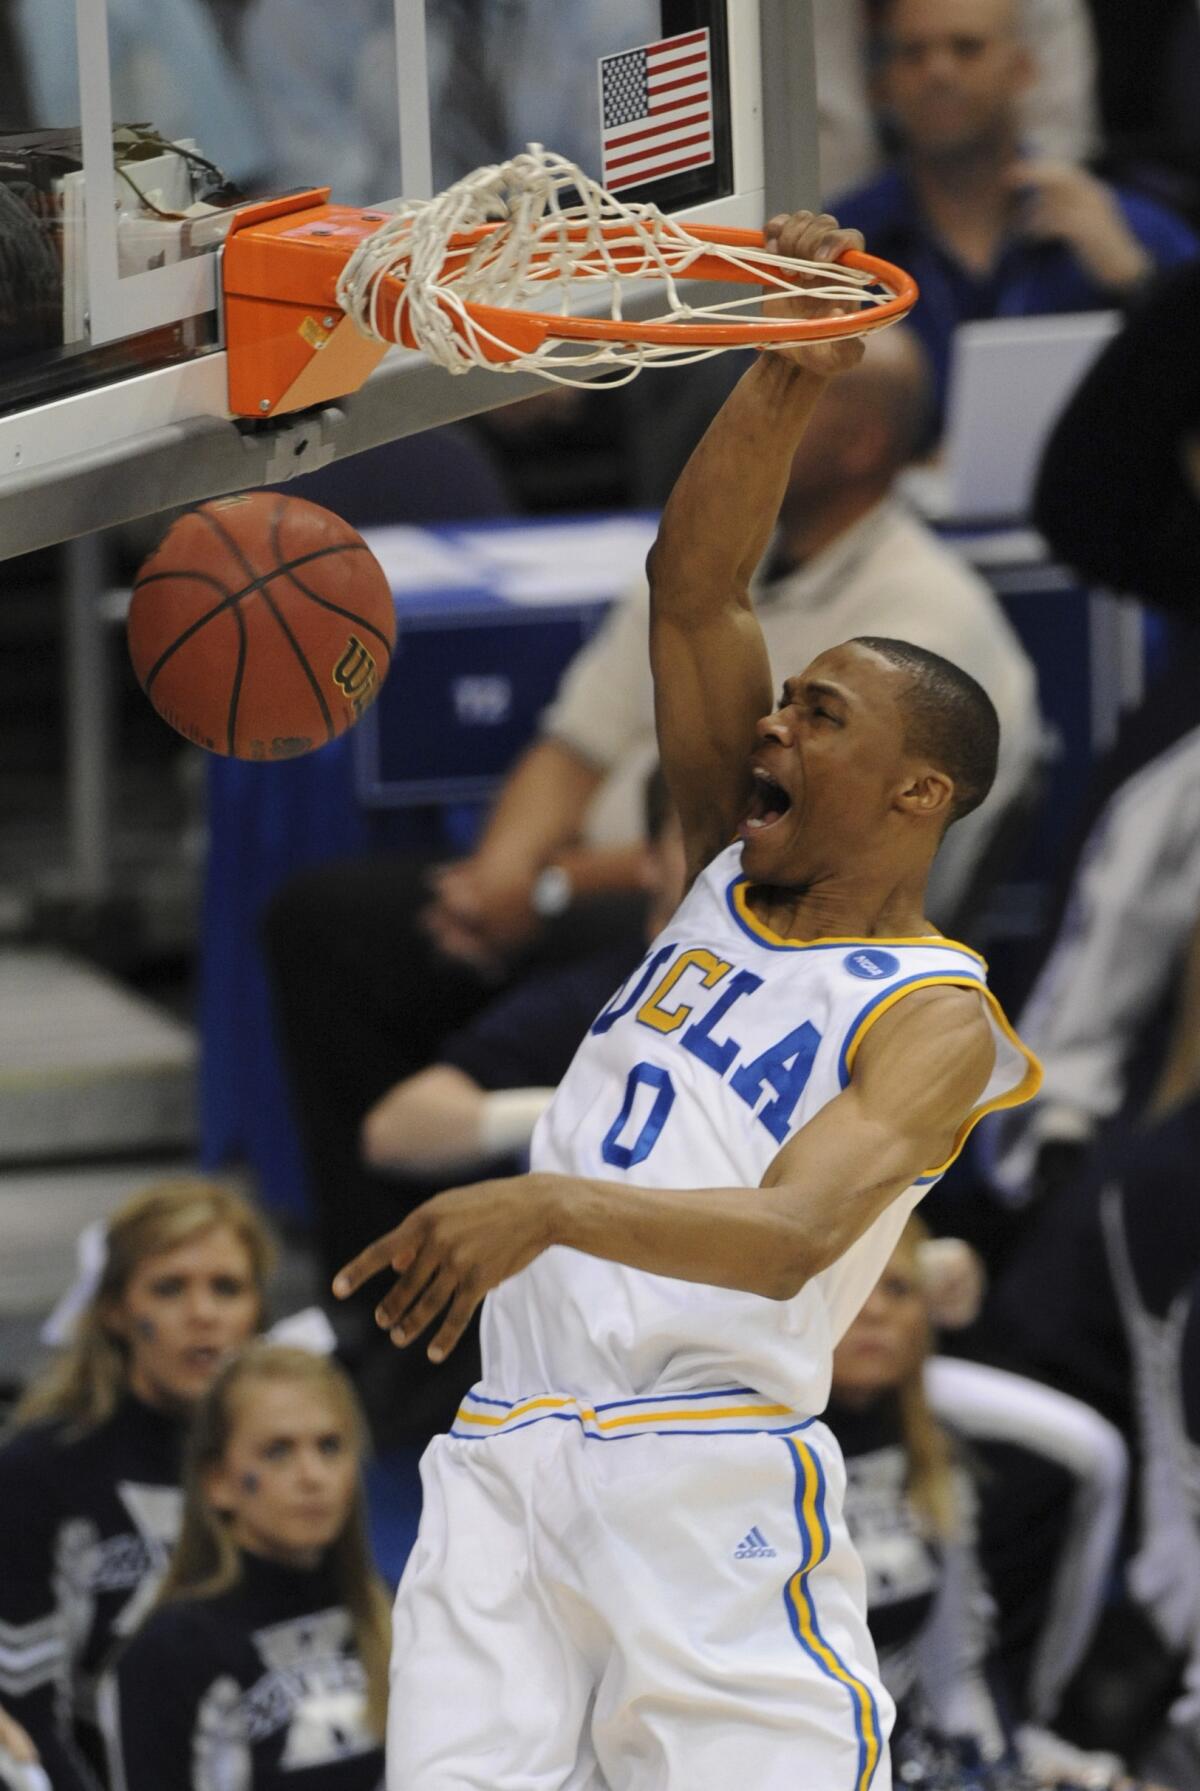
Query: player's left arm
753 984 994 1267
333 986 995 1360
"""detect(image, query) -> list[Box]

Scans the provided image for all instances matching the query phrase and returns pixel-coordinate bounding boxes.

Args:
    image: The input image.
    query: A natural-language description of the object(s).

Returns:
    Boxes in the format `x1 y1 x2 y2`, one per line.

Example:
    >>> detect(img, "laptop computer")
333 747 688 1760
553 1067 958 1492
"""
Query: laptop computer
902 309 1121 524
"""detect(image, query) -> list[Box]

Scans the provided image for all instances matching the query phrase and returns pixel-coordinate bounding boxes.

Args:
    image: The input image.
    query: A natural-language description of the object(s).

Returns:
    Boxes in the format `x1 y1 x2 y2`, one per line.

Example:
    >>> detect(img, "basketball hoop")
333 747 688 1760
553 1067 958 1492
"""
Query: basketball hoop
333 146 918 387
220 147 920 416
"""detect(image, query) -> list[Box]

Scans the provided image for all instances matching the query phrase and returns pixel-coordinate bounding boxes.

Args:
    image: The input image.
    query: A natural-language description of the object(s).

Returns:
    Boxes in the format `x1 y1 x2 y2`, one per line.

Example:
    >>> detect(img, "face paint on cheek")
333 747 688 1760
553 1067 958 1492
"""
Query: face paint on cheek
240 1472 260 1495
134 1317 157 1340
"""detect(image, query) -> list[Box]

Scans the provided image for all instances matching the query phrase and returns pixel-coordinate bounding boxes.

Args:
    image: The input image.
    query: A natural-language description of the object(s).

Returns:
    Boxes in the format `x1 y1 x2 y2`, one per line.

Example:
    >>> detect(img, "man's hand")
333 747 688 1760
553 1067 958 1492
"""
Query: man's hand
1006 159 1152 292
420 855 542 971
332 1173 559 1361
917 1237 986 1330
762 210 869 380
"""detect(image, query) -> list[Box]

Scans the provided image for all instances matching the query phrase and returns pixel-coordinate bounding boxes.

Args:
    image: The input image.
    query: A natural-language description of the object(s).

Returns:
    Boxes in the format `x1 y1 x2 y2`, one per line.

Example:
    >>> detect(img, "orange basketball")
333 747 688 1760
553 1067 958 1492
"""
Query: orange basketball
127 491 396 760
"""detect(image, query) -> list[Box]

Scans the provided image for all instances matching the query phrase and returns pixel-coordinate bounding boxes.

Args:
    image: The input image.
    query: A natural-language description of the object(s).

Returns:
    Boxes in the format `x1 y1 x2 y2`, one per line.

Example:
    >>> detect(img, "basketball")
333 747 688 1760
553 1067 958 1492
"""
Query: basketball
126 491 396 760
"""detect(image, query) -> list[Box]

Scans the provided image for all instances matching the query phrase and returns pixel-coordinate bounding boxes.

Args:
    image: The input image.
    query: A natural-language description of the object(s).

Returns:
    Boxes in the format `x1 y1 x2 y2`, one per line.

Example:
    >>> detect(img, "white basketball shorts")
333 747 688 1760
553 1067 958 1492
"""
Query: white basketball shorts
387 1387 893 1790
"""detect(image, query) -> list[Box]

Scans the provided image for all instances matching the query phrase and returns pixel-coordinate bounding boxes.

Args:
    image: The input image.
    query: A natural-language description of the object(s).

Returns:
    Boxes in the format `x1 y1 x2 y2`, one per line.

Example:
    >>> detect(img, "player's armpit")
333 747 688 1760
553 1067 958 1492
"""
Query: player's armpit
760 986 996 1288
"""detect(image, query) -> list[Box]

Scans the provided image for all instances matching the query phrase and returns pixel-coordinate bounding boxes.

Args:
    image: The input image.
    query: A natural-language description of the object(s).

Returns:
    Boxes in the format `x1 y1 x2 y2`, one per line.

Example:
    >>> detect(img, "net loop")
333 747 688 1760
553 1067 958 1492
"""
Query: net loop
335 147 916 386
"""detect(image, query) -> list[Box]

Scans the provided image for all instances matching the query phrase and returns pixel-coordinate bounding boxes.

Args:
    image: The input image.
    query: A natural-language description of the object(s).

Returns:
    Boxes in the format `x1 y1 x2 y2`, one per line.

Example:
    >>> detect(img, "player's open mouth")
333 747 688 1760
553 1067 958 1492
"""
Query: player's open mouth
741 768 793 834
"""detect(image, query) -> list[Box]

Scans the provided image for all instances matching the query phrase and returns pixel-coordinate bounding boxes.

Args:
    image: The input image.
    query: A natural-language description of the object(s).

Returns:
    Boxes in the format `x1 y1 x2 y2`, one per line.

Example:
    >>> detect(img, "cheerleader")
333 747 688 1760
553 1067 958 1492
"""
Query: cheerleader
101 1343 389 1789
828 1216 1166 1790
0 1179 273 1789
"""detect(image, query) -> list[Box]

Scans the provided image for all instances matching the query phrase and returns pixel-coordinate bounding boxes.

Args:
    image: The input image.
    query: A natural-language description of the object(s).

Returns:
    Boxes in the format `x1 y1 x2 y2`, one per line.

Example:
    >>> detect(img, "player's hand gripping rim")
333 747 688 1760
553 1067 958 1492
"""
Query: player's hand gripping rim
761 209 868 379
332 1173 558 1362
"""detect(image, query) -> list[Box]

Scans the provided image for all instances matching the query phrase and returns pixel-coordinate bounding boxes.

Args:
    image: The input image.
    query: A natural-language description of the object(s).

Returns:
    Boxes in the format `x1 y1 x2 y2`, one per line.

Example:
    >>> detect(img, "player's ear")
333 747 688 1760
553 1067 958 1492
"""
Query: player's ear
895 767 954 824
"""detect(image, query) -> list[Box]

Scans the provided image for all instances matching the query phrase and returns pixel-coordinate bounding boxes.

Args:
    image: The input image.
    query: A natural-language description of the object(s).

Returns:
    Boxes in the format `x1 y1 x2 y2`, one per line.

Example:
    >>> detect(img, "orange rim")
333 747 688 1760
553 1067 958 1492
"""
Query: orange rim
387 222 918 350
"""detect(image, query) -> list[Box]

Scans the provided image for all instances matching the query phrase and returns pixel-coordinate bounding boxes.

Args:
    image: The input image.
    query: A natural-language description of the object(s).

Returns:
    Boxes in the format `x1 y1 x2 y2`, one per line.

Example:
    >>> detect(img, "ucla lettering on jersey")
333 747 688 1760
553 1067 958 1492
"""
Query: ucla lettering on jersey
479 844 1040 1420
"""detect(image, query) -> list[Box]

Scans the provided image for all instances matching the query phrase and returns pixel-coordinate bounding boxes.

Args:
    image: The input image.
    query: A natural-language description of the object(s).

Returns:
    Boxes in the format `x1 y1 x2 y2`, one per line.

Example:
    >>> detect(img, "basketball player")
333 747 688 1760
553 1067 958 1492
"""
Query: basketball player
335 210 1041 1791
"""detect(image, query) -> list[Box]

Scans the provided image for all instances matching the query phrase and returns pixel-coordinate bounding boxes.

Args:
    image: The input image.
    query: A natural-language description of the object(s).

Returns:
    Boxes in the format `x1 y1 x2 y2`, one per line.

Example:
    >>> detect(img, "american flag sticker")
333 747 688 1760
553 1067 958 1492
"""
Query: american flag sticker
599 28 715 193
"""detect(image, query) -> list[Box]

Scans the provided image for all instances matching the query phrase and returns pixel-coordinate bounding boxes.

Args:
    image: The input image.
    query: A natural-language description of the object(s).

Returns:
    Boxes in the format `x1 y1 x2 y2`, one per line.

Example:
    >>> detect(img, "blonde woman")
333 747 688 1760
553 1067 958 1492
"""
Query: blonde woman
101 1344 389 1790
0 1179 273 1791
829 1218 996 1772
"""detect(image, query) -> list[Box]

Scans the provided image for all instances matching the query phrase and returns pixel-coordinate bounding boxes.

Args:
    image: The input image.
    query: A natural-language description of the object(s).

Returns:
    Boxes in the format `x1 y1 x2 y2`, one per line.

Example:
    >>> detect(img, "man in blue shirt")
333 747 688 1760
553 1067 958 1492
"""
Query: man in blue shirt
832 0 1198 429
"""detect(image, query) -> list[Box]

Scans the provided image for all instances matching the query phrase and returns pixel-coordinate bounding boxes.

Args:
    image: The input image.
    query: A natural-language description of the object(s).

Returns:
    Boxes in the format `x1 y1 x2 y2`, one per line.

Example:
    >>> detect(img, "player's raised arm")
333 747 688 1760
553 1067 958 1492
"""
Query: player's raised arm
647 210 867 879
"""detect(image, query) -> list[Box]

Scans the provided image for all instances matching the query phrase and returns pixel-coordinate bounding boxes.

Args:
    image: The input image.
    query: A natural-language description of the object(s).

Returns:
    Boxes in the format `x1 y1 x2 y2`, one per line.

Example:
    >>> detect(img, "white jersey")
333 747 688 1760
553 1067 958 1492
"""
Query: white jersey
480 844 1040 1419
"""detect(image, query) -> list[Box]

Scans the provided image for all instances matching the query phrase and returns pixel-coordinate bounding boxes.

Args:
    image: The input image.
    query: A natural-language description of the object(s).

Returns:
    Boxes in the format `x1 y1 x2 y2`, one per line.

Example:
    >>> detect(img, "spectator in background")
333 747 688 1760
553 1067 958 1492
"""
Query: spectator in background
1099 1073 1200 1788
1034 256 1200 625
831 0 1197 427
969 263 1200 1776
0 1182 273 1791
986 731 1200 1203
101 1345 389 1791
989 257 1200 1203
987 911 1200 1405
813 0 1101 200
263 328 1041 1444
245 0 1106 218
359 772 684 1187
829 1218 1155 1791
983 911 1200 1782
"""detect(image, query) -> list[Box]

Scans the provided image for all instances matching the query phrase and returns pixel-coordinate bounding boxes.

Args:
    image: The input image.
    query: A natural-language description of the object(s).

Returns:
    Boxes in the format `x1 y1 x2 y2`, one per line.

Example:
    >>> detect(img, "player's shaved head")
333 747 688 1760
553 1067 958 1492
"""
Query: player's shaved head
852 637 999 825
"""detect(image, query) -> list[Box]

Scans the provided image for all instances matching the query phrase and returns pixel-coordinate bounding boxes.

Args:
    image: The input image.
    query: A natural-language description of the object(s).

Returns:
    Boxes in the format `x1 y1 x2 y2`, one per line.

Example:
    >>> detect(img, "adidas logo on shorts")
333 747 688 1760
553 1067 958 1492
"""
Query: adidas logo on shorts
733 1526 776 1559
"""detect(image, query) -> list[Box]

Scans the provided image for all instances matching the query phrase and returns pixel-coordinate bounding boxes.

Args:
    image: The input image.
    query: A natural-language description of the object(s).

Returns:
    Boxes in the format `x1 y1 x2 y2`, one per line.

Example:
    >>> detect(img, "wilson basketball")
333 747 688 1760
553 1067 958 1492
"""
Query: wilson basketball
127 491 396 760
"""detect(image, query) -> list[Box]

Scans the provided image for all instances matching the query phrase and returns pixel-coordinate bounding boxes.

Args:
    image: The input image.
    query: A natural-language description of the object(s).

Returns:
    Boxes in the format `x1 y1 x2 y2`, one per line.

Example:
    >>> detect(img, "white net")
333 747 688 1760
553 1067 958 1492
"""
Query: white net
335 146 902 387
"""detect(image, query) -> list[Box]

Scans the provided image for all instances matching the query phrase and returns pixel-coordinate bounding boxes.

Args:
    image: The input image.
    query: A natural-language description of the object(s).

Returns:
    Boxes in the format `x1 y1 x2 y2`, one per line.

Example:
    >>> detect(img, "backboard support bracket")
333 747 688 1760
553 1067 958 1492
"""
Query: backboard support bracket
250 408 345 484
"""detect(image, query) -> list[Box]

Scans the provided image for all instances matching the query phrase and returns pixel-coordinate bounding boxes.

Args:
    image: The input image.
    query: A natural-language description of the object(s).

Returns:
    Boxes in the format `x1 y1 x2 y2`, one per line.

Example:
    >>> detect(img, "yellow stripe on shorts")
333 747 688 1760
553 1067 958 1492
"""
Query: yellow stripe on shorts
784 1436 883 1791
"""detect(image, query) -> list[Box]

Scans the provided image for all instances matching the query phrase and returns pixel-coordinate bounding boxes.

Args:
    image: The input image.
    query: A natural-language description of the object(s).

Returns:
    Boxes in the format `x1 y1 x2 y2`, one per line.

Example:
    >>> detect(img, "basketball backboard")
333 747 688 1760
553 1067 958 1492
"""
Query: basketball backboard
0 0 819 562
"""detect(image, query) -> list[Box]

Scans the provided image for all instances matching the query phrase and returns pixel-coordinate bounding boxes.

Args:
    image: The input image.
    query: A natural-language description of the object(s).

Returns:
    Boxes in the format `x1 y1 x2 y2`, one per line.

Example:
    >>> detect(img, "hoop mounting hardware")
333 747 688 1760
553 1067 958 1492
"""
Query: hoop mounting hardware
223 149 918 416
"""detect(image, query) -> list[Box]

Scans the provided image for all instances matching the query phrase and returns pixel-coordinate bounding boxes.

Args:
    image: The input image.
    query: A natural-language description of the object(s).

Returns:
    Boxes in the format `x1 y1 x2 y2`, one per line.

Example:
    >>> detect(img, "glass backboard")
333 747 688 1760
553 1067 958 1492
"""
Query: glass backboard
0 0 818 560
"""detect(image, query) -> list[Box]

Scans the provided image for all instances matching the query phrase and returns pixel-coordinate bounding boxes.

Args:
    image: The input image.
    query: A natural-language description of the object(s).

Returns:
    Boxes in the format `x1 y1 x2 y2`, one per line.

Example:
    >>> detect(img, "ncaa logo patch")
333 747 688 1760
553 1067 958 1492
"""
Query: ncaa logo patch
843 949 900 981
